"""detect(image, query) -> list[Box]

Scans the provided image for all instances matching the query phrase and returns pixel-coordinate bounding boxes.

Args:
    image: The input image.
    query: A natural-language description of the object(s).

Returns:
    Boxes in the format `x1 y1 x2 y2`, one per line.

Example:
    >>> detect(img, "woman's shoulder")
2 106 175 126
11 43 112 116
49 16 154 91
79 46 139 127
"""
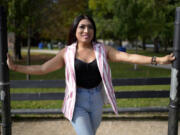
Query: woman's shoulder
56 47 66 59
104 44 113 52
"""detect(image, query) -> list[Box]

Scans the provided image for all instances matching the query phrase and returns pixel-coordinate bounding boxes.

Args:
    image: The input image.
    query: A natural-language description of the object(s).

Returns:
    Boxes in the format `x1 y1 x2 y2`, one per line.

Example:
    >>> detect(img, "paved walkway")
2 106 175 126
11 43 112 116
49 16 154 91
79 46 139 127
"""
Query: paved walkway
22 48 59 54
12 119 180 135
145 64 171 70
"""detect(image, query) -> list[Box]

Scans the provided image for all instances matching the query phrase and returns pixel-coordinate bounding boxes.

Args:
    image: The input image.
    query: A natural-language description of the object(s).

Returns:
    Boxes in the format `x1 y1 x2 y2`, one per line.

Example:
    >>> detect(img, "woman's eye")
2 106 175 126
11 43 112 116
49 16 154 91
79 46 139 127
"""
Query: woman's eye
88 25 93 29
79 25 93 30
79 25 85 29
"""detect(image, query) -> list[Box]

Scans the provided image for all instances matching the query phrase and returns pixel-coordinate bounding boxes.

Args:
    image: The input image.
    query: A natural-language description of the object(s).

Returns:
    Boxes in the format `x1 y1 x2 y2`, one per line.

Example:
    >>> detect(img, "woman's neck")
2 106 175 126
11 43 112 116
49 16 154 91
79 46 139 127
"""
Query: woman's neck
77 42 93 50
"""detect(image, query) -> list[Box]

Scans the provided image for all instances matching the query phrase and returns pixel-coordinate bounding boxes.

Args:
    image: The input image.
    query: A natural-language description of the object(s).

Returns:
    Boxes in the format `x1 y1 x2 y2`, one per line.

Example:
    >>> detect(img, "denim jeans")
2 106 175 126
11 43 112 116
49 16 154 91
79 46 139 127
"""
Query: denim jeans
71 85 103 135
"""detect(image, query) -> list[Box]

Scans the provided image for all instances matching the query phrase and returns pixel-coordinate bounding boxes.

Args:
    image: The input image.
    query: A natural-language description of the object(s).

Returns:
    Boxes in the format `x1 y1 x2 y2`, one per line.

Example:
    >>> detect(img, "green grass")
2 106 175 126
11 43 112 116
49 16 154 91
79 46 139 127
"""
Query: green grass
9 85 170 109
109 62 171 78
10 62 170 80
114 85 170 91
11 100 63 109
7 49 172 112
10 68 65 80
10 61 170 80
10 48 171 80
10 98 169 109
116 98 169 108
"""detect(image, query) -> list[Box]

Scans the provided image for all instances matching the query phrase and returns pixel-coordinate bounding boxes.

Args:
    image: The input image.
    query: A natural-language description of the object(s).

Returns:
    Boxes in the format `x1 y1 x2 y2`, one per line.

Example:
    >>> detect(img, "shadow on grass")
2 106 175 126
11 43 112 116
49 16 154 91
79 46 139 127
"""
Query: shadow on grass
7 112 176 122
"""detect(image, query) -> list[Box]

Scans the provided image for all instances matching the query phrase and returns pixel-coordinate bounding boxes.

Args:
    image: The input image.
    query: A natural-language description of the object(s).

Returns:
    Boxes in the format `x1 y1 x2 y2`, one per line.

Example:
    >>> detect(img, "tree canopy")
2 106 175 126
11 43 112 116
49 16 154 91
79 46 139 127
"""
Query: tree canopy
1 0 180 51
89 0 180 50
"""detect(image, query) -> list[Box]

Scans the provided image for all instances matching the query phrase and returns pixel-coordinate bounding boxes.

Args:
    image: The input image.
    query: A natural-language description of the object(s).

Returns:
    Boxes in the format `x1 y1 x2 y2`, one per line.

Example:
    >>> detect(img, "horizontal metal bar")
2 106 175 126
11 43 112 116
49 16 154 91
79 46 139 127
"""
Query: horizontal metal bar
115 90 169 98
113 78 170 86
11 93 64 100
9 90 169 101
10 78 170 88
10 80 65 88
10 109 62 114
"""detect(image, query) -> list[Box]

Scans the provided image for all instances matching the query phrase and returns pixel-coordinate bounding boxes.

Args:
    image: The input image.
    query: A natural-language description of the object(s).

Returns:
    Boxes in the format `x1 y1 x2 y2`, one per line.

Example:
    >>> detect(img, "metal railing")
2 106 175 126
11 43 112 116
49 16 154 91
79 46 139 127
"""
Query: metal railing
1 78 171 115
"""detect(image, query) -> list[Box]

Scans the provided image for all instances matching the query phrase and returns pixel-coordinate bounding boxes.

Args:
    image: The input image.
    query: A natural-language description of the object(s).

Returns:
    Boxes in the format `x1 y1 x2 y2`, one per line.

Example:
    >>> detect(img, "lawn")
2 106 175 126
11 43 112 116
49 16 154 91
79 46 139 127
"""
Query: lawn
7 48 172 112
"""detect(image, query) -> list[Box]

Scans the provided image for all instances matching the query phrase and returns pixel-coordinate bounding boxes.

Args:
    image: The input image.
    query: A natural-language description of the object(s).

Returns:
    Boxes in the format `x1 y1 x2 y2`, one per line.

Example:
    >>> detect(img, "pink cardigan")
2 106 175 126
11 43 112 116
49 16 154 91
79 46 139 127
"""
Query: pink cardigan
62 42 118 121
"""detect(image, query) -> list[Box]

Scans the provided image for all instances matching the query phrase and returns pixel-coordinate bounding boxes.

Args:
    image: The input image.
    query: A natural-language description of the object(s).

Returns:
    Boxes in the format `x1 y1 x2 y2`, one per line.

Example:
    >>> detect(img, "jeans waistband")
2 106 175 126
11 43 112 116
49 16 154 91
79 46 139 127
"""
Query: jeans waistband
77 84 101 93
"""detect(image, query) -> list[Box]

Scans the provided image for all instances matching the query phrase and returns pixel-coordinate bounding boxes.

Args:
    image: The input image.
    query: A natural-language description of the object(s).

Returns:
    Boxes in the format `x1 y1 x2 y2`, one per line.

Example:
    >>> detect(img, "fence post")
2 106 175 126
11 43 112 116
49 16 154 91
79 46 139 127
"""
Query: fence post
168 7 180 135
0 6 11 135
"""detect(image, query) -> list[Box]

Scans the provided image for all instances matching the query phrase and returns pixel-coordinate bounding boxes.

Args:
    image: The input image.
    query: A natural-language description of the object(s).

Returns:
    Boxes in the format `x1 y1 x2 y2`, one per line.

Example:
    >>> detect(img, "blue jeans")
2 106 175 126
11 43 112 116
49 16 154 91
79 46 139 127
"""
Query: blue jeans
71 85 103 135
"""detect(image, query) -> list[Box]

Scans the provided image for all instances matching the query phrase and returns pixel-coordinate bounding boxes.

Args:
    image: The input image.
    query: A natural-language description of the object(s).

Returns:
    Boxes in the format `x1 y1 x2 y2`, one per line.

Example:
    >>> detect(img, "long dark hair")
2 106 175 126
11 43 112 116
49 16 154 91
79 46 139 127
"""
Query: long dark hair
67 15 97 45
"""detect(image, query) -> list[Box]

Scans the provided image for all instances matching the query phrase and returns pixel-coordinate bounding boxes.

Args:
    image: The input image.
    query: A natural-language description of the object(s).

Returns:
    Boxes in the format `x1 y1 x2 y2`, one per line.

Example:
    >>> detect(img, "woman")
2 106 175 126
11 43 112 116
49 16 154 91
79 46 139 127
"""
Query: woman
7 15 175 135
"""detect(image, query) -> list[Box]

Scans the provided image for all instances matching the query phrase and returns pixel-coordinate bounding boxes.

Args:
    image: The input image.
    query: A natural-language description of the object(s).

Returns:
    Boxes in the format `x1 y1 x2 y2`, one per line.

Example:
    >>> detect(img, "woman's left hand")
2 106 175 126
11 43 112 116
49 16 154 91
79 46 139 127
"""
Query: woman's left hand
158 53 176 64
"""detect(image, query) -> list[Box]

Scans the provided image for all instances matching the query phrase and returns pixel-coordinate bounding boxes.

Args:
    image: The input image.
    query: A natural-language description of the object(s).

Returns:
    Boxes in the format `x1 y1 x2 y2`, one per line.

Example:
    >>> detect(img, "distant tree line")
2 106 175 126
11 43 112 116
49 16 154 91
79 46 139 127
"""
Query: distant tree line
0 0 179 60
89 0 180 53
0 0 88 60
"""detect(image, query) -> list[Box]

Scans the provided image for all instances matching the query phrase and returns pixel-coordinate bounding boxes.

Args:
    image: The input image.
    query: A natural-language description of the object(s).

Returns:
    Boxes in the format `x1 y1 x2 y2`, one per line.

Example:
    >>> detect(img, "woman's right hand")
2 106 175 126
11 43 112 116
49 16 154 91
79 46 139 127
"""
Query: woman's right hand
7 53 16 71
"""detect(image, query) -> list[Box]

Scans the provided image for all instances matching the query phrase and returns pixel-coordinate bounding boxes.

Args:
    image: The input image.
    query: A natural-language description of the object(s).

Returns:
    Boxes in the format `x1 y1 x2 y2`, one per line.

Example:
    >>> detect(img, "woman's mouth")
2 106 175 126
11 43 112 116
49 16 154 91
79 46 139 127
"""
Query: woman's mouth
82 35 89 39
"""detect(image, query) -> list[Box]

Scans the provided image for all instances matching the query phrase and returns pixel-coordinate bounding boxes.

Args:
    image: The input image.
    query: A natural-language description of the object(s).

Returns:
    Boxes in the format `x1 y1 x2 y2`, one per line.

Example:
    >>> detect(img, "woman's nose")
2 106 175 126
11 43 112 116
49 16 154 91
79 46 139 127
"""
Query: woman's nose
84 27 89 32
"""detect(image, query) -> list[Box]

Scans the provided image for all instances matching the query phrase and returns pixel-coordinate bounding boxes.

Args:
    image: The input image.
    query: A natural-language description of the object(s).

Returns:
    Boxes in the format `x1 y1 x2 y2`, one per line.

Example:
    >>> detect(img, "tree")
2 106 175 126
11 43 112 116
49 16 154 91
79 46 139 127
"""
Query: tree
7 0 51 60
39 0 89 42
159 0 180 52
89 0 147 45
89 0 178 53
89 0 116 41
7 0 51 80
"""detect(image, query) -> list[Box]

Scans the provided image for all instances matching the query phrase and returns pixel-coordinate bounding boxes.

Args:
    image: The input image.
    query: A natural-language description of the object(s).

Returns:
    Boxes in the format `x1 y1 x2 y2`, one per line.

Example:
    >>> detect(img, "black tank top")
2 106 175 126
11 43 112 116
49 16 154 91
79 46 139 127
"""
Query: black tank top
75 58 102 89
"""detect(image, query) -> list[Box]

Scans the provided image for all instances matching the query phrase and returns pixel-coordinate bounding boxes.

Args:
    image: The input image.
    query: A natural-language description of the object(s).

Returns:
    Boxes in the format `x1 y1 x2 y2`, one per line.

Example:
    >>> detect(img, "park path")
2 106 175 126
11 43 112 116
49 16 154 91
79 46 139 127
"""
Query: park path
12 118 180 135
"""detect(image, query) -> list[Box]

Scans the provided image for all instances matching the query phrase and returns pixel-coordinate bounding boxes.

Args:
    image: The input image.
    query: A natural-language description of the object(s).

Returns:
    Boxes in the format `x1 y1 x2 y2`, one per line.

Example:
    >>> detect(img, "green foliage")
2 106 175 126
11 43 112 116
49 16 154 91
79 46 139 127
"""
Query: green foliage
89 0 143 41
5 0 89 42
89 0 115 40
3 0 180 48
7 0 50 37
89 0 178 49
39 0 89 41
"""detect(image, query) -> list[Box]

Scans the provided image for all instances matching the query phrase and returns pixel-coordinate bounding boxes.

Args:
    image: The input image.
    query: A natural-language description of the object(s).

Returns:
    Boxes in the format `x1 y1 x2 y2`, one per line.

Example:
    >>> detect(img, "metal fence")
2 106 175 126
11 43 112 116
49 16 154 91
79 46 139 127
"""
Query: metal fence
0 77 170 115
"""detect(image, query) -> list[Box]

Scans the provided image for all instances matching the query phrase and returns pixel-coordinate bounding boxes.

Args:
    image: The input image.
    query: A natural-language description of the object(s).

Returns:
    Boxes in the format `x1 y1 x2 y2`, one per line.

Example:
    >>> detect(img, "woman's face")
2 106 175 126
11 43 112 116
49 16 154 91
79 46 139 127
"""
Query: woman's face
76 19 94 44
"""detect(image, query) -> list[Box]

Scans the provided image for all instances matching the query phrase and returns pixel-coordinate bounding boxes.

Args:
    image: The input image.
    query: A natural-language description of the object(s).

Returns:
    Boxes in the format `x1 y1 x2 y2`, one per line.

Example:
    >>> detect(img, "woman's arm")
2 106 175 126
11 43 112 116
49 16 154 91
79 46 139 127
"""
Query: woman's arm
105 45 175 65
7 48 66 75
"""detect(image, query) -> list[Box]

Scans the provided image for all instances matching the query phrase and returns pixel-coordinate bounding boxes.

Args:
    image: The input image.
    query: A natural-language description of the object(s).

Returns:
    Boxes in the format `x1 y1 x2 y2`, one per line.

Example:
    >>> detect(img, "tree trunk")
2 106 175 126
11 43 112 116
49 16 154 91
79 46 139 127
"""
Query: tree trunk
26 26 31 80
119 39 122 47
14 35 22 60
142 38 146 50
163 40 168 52
153 37 159 53
133 41 138 70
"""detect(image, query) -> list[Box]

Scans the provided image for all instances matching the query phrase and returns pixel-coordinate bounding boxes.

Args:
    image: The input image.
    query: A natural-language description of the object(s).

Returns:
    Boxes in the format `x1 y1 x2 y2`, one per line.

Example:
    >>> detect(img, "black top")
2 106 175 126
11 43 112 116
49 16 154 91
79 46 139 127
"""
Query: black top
75 58 102 89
